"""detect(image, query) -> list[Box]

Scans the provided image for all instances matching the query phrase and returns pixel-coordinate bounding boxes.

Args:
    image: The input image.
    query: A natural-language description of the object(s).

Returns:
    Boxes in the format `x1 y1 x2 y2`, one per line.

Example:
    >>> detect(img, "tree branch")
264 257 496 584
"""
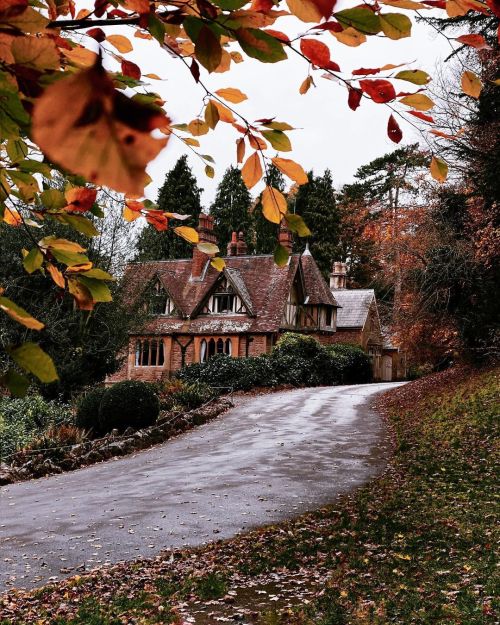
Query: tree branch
48 16 141 30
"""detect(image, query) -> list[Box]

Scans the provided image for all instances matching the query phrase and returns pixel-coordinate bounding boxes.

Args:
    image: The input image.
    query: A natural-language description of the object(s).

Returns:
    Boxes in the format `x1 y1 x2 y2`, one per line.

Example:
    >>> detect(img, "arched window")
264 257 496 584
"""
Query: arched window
200 339 207 363
225 338 232 356
217 338 224 354
208 338 216 359
135 339 165 366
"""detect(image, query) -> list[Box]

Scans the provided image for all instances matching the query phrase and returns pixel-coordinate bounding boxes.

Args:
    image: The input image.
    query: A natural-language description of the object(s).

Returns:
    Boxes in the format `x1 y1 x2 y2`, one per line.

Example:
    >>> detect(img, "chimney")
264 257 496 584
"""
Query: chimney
227 231 237 256
191 212 217 280
236 231 247 256
278 223 293 254
330 261 347 290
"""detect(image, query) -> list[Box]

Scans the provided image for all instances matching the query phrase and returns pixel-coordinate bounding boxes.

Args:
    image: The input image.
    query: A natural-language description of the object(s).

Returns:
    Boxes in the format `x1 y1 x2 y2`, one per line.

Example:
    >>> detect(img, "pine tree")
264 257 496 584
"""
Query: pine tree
292 169 341 279
210 166 253 253
253 164 285 254
135 155 202 260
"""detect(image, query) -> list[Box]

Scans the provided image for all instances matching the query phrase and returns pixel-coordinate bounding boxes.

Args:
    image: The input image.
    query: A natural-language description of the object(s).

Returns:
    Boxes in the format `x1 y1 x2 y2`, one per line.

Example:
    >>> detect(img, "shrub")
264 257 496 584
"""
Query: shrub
0 395 73 459
75 387 107 434
24 425 86 461
271 333 336 386
98 381 160 433
326 344 372 384
159 380 214 411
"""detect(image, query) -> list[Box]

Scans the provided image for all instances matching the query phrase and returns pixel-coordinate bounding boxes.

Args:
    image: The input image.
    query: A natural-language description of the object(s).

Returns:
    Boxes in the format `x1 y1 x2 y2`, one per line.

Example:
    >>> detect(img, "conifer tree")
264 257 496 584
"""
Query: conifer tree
210 166 253 253
135 156 202 260
253 164 285 254
292 169 341 279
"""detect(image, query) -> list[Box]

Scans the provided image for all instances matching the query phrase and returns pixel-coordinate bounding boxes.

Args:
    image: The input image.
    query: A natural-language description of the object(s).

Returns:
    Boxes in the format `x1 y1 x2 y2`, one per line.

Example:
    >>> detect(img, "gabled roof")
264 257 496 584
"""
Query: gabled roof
122 252 336 335
333 289 375 329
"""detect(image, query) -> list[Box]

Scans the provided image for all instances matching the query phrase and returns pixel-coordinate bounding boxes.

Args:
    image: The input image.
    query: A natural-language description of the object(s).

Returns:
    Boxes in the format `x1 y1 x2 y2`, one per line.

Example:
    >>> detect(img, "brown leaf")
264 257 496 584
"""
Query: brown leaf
241 152 262 189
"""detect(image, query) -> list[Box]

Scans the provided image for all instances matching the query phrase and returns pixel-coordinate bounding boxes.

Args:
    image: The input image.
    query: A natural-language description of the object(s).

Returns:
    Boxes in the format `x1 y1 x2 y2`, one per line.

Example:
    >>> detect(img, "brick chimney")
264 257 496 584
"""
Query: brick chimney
278 223 293 253
236 231 247 256
330 261 347 289
227 231 237 256
191 212 217 280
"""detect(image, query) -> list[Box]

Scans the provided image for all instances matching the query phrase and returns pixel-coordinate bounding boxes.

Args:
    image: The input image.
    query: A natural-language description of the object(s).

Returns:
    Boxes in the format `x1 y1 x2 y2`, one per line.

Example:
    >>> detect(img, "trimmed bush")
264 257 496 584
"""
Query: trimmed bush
98 381 160 433
326 343 372 384
75 387 107 434
271 333 336 386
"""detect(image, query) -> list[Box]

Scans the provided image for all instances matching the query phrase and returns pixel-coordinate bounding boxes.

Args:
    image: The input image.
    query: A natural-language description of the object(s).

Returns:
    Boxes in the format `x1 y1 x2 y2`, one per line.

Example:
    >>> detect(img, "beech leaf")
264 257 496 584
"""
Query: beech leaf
262 185 287 223
241 152 262 189
8 342 58 383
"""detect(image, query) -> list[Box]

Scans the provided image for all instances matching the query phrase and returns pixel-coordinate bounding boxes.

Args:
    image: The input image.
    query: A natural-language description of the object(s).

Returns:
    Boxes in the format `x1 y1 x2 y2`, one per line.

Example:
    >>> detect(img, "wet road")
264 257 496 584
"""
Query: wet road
0 383 402 592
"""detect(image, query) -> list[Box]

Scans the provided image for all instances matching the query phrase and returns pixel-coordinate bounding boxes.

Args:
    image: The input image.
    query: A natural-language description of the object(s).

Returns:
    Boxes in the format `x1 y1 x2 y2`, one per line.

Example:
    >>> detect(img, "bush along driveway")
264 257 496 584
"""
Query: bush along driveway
1 367 498 624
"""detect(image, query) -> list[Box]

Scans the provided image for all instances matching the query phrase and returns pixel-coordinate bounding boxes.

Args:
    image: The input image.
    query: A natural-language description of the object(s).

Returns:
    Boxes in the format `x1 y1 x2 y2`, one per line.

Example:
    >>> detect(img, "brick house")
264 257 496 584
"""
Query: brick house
328 261 406 381
108 213 340 383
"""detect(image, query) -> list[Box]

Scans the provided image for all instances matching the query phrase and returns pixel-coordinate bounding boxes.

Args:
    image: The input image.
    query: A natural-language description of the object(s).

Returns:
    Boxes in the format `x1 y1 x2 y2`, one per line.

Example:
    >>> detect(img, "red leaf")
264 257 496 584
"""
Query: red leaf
190 59 200 82
121 59 141 79
421 0 446 7
146 210 169 231
87 27 106 42
312 20 342 31
359 79 396 103
408 110 434 123
94 0 109 17
486 0 500 17
456 34 491 49
300 38 340 71
264 29 291 43
64 188 97 213
387 114 402 143
348 86 362 111
326 60 340 71
251 0 275 10
353 67 382 76
107 8 128 17
311 0 337 19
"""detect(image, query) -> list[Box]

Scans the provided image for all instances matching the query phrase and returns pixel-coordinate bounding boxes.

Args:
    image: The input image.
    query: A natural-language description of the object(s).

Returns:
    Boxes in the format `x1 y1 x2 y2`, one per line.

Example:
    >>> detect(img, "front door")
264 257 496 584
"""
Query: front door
382 355 393 381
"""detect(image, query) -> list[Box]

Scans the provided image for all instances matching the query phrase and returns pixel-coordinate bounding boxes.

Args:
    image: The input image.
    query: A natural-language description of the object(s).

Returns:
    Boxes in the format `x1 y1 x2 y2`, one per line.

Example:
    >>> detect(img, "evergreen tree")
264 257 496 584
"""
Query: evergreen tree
135 156 202 260
292 169 341 279
253 164 285 254
210 166 253 253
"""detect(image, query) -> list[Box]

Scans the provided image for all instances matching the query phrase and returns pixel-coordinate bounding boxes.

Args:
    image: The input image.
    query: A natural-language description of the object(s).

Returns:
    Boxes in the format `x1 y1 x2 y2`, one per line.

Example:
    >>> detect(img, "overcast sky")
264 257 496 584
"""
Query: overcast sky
99 7 452 207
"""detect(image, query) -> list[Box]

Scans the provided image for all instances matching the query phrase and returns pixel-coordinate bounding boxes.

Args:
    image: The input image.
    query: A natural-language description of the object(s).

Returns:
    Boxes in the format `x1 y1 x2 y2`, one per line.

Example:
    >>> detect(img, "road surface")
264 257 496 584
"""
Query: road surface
0 382 402 592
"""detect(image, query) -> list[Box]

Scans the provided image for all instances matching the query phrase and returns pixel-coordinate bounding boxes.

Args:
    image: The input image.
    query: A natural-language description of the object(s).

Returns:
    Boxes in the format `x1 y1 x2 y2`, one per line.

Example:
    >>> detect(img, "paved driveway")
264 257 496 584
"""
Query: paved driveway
0 382 402 591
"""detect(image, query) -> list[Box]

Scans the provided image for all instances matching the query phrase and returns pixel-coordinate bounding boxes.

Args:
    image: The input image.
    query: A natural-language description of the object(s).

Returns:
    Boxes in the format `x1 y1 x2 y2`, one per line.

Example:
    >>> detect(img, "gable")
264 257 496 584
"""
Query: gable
197 273 251 316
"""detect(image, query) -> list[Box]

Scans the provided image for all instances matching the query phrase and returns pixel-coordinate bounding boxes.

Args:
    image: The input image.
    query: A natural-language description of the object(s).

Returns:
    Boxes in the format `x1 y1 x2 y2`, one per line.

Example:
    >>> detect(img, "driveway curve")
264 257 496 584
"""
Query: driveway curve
0 382 402 592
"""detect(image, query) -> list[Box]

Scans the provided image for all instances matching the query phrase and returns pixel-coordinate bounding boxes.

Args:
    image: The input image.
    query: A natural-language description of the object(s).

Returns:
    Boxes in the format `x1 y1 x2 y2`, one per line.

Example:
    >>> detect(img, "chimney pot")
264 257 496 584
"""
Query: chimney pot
236 231 248 255
278 223 293 254
330 260 347 290
227 231 238 256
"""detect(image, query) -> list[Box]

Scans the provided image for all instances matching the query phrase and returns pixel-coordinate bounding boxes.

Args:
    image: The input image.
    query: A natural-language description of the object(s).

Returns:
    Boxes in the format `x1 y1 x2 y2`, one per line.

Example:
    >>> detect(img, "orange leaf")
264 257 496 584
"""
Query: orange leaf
211 99 235 123
236 137 246 163
300 38 340 70
67 277 94 310
262 186 287 223
241 152 262 189
461 70 482 98
430 156 448 182
64 187 97 213
299 76 313 94
272 157 308 184
46 262 66 288
215 87 248 103
3 207 21 226
249 134 267 150
331 27 366 47
146 210 169 231
32 61 169 197
106 34 133 53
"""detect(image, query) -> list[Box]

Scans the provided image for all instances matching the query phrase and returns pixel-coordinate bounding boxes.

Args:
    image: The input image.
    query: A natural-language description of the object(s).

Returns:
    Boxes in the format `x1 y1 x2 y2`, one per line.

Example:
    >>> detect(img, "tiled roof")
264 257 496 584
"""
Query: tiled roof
123 253 336 335
333 289 375 329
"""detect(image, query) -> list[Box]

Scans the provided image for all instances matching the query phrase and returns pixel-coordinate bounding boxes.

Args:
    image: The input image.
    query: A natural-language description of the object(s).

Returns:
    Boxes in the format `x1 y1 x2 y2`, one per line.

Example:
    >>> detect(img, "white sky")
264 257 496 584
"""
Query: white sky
97 8 453 206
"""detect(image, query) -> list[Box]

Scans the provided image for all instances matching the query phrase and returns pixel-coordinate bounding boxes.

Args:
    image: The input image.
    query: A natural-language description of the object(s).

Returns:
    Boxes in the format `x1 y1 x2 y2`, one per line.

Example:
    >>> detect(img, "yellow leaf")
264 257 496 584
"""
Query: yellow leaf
214 50 232 73
32 62 169 197
205 164 215 178
183 137 200 147
211 257 225 271
331 27 367 47
286 0 323 22
379 13 412 40
461 70 482 98
262 186 287 224
9 342 58 383
272 157 308 185
46 262 66 288
62 47 98 69
0 297 44 330
430 156 448 182
106 34 133 53
215 88 248 103
299 76 313 94
174 226 199 243
380 0 426 9
211 99 235 123
188 119 209 136
3 207 21 226
123 205 142 222
205 100 220 129
144 73 161 79
40 237 86 253
197 242 219 255
399 93 434 110
241 152 262 189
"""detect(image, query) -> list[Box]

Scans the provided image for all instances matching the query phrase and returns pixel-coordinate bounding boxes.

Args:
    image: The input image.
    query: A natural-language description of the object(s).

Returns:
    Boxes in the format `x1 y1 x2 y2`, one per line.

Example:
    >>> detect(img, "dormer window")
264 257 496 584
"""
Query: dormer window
203 277 246 315
148 279 173 316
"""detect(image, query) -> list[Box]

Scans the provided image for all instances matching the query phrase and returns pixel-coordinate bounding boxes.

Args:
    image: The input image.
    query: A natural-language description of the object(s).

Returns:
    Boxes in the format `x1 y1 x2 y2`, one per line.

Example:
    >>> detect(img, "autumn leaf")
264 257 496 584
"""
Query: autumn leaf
3 207 21 226
272 157 308 184
359 79 396 103
287 0 337 22
146 210 169 231
335 8 381 33
455 33 491 49
273 243 289 266
236 28 287 63
23 248 43 274
0 296 44 330
211 100 235 123
408 110 434 122
241 152 262 189
32 61 169 197
399 93 434 110
46 262 66 288
348 86 362 110
195 26 222 73
379 13 412 39
332 27 367 46
107 34 133 53
299 76 313 94
205 100 220 128
197 242 219 254
11 36 60 70
461 70 482 98
121 59 141 79
174 226 199 243
64 187 97 213
262 185 287 223
300 39 340 71
284 213 311 236
211 257 226 271
395 69 431 85
215 88 248 103
261 129 292 151
8 342 58 383
387 114 402 143
430 156 448 182
236 137 245 163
